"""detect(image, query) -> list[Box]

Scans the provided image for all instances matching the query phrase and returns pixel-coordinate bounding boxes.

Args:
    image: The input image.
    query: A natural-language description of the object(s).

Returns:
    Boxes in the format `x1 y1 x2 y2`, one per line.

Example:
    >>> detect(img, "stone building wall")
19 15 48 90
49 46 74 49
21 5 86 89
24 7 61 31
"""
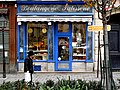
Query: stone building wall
93 10 104 71
93 1 120 71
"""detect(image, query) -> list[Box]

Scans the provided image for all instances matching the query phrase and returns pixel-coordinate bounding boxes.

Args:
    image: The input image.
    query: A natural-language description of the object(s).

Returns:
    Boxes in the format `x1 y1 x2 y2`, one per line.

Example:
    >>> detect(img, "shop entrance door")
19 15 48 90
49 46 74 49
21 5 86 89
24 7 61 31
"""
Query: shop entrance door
56 36 72 71
108 24 120 70
55 22 72 71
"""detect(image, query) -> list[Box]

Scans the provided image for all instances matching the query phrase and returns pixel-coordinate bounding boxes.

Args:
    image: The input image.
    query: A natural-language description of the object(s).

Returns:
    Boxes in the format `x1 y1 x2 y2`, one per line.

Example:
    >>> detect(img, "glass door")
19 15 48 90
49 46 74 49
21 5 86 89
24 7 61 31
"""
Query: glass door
55 22 72 71
56 36 72 71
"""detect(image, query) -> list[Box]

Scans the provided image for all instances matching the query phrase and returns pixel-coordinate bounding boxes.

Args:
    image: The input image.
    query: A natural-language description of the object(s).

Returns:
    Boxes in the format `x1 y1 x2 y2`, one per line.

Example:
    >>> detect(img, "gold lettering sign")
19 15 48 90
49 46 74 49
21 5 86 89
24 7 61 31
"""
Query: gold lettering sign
88 25 111 31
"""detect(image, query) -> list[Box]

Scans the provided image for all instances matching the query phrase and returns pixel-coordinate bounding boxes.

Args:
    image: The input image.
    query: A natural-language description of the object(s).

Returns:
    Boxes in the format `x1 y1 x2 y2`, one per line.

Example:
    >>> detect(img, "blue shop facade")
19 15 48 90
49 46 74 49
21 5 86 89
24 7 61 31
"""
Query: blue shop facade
17 0 94 72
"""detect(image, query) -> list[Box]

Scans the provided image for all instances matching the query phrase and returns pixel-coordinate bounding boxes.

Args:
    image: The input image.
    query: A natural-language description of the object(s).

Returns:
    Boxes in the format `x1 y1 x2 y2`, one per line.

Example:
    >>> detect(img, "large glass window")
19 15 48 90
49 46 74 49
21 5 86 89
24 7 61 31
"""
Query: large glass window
27 22 48 60
72 23 86 60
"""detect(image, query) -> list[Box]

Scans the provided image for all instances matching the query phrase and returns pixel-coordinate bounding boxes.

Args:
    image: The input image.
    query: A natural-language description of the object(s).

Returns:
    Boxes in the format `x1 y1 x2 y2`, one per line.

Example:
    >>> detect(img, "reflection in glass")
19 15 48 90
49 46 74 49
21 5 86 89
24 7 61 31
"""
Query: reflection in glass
58 37 69 61
72 23 86 60
72 23 86 45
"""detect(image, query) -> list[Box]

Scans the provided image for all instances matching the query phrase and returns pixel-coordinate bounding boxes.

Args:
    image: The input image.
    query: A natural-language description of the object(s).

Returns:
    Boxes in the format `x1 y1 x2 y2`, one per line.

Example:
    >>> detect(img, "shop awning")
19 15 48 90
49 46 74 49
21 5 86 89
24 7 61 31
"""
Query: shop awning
17 16 92 22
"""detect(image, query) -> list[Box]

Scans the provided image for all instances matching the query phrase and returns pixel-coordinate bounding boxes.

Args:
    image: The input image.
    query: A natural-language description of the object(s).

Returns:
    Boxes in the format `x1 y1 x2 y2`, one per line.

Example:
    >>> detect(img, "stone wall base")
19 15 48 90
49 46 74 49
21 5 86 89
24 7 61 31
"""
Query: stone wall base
18 62 93 72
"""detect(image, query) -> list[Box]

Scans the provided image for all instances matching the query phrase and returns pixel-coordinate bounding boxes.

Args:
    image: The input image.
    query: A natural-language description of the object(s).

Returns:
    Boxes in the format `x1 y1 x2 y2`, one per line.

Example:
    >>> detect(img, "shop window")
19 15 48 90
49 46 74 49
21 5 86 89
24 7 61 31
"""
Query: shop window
72 23 86 60
27 22 48 60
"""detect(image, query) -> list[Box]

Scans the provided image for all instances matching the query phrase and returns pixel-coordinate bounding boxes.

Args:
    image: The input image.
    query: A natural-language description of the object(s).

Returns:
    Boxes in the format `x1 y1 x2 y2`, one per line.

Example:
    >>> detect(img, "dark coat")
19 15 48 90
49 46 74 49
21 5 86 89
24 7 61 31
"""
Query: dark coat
24 57 33 74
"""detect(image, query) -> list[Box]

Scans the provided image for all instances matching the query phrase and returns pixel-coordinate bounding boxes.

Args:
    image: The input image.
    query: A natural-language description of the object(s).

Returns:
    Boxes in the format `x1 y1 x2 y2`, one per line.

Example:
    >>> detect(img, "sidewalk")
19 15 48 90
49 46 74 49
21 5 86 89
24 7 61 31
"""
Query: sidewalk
0 72 120 86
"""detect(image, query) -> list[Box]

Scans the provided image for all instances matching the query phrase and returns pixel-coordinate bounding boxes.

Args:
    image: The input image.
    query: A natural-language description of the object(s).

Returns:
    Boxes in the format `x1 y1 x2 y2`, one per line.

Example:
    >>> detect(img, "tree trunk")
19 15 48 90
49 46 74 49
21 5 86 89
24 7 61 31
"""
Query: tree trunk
103 20 112 90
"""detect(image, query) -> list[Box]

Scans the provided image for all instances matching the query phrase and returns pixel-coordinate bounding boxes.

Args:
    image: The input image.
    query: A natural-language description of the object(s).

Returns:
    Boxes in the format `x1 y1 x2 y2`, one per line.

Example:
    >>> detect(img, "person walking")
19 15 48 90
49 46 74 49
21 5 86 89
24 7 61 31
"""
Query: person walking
24 51 34 84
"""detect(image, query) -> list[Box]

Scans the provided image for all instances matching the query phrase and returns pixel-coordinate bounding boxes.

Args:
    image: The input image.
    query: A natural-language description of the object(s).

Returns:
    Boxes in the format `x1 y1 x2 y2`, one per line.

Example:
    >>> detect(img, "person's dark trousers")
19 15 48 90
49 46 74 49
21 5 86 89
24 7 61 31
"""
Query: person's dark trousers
30 73 32 85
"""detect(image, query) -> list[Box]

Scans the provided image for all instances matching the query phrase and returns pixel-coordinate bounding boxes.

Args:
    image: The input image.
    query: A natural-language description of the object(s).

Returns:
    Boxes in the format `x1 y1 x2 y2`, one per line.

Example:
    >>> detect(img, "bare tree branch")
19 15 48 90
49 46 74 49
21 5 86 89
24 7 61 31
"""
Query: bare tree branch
92 0 117 22
93 0 103 20
106 0 117 22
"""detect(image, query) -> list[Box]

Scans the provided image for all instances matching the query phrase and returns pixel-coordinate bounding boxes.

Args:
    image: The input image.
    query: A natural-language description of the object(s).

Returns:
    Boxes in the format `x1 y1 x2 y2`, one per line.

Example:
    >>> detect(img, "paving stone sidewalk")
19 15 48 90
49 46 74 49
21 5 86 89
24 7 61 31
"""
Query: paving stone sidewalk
0 72 120 87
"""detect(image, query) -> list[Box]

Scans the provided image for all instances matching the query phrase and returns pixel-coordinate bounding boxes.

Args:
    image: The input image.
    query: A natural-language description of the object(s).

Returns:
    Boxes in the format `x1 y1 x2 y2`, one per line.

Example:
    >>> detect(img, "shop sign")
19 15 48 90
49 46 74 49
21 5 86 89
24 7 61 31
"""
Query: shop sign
19 5 92 13
88 25 111 31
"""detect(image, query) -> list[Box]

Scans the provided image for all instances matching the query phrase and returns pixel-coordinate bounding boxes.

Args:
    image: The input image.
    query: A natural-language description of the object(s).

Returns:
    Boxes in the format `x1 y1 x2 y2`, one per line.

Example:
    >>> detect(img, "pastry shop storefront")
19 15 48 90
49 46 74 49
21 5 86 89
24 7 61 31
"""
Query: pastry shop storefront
17 1 94 72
